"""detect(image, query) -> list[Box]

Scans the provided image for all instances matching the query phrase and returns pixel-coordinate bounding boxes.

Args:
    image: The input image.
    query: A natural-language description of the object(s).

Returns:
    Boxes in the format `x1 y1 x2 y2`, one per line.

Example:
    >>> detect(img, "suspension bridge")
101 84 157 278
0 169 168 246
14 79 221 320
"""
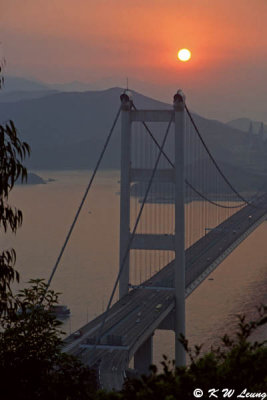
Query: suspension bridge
46 90 267 390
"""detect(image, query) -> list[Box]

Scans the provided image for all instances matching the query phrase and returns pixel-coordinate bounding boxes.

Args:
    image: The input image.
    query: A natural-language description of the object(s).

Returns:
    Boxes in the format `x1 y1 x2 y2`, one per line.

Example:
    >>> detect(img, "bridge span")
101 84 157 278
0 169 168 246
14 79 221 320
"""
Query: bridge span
64 193 267 390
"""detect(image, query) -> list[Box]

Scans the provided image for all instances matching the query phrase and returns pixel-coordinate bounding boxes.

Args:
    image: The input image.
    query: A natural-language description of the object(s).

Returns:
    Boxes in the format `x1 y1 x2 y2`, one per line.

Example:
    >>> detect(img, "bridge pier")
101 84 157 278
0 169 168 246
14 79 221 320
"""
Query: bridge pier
134 334 153 375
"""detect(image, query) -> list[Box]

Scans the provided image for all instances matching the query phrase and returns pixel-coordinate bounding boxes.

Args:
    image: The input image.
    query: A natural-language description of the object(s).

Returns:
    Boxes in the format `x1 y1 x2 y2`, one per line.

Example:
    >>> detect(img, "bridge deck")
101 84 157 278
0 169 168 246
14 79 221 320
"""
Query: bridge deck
64 194 267 390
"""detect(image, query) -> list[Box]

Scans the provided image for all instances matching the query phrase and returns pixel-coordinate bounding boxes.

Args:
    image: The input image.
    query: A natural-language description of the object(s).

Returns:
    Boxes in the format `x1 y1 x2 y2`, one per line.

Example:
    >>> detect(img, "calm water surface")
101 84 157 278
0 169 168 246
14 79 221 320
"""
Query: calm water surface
4 170 267 365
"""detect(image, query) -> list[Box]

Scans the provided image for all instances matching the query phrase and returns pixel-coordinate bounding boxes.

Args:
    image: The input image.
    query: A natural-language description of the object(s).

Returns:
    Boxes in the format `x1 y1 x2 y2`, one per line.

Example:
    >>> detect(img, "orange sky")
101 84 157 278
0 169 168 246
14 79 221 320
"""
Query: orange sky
1 0 267 122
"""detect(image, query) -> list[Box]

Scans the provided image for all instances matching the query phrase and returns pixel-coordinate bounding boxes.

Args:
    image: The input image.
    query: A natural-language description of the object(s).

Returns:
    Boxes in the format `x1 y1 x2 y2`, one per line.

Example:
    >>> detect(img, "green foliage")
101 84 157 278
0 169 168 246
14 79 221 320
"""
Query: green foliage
0 279 97 400
0 69 98 397
0 77 31 313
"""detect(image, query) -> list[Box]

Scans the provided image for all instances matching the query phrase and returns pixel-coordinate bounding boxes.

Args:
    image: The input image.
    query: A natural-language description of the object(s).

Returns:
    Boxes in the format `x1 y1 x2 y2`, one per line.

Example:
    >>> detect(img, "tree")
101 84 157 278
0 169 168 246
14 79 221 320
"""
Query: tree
0 279 97 400
0 64 98 398
0 62 30 314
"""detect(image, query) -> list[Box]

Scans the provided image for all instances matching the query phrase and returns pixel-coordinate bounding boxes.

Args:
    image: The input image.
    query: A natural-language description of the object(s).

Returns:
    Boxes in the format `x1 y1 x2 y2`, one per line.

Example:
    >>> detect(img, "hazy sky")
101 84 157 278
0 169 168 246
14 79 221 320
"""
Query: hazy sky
1 0 267 122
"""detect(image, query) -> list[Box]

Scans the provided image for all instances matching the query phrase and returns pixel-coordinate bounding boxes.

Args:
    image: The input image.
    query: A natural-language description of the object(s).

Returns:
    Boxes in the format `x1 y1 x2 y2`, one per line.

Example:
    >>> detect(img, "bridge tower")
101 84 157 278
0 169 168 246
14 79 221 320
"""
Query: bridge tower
119 91 186 370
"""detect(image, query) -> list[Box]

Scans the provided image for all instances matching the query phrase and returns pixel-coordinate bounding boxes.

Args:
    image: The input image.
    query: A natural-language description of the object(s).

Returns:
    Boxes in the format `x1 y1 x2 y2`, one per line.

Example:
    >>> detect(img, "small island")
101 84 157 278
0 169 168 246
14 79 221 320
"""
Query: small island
16 172 47 185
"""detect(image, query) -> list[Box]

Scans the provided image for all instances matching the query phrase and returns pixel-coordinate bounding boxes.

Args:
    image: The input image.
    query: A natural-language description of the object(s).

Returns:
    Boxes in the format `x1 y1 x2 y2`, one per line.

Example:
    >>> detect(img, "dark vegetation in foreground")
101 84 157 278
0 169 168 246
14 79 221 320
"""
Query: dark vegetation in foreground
1 283 266 400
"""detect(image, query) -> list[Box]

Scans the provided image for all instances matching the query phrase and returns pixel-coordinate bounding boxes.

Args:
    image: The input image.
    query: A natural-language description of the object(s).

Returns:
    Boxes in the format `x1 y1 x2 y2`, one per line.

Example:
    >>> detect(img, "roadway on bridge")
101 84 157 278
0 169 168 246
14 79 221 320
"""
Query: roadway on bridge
64 194 267 390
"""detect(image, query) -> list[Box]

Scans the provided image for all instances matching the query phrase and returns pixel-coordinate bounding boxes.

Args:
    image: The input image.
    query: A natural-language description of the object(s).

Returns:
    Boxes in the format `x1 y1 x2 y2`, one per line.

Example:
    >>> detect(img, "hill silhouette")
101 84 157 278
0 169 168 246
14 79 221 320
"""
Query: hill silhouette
0 87 266 193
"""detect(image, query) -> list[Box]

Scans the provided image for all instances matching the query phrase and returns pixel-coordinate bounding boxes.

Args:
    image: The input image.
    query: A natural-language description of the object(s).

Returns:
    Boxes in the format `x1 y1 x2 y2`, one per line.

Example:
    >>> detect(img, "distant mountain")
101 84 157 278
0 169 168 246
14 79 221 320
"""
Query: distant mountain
0 89 58 103
2 75 166 98
227 118 267 136
0 87 266 193
16 172 46 185
49 81 92 92
0 87 170 168
0 76 56 103
2 76 49 92
2 75 117 94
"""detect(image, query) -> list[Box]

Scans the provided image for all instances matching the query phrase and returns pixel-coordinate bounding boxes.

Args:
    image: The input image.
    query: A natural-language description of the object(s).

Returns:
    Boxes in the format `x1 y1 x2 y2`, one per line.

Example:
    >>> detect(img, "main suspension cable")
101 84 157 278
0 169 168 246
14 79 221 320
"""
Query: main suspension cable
132 102 245 210
185 104 252 206
185 179 244 209
45 105 122 292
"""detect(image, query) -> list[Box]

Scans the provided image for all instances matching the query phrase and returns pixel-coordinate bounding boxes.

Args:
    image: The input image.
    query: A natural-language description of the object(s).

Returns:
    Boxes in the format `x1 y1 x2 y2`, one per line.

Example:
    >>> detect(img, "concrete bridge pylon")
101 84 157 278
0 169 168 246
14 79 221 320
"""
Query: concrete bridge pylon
119 90 186 372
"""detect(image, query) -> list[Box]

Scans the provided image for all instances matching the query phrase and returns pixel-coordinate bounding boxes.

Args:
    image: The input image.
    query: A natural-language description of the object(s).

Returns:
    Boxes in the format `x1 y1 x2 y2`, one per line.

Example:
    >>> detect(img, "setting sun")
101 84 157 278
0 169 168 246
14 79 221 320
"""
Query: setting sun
178 48 191 62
